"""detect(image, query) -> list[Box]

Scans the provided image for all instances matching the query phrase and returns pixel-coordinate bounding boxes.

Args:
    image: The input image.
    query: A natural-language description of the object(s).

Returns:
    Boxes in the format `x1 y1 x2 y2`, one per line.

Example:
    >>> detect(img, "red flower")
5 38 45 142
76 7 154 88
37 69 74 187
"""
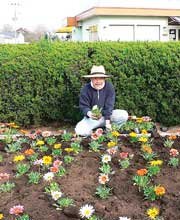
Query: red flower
119 152 129 159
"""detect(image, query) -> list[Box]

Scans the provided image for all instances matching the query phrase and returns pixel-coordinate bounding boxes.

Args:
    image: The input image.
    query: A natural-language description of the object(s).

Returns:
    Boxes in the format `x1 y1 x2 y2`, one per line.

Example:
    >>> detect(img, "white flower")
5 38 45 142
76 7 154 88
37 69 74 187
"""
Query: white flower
102 154 111 163
51 190 62 200
92 105 98 110
33 159 43 166
119 217 131 220
79 204 95 219
98 173 109 184
43 172 54 181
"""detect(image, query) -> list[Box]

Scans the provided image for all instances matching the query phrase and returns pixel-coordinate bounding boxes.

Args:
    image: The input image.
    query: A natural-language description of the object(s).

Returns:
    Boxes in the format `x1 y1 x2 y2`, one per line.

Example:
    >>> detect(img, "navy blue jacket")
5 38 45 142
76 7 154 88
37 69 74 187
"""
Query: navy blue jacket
79 81 115 120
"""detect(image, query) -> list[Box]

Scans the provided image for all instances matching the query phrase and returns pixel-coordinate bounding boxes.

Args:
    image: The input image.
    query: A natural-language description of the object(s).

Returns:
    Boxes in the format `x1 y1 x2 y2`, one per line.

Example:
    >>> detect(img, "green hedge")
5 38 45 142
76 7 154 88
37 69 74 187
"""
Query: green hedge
0 41 179 126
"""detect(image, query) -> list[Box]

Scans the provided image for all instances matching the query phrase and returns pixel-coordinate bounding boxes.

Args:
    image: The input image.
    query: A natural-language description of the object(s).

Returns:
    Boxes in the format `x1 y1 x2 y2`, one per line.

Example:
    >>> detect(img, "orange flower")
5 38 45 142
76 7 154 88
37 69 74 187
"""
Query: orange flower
20 129 28 134
24 148 35 156
154 186 166 196
136 168 148 176
141 145 152 154
50 166 59 173
168 135 176 140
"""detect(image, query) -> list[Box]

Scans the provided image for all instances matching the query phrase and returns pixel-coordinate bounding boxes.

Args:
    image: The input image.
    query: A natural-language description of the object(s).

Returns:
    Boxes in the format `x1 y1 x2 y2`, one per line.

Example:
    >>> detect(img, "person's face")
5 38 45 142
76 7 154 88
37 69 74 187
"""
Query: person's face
91 77 105 90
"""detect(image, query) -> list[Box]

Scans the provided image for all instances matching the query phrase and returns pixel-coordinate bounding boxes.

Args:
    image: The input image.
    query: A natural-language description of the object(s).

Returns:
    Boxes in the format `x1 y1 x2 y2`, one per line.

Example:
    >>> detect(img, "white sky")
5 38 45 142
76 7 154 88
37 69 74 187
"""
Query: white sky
0 0 180 31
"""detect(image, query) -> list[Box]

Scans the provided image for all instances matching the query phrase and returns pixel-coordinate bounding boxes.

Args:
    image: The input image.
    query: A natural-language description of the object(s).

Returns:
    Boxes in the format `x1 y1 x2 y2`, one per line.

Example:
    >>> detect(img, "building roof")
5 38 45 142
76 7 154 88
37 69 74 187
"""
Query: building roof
76 7 180 21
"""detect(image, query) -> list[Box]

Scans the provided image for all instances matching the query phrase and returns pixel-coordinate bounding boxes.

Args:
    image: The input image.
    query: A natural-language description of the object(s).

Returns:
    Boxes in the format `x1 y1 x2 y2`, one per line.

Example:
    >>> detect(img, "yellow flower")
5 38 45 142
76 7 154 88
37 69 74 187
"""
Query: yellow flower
139 137 148 143
129 132 137 137
0 213 4 219
111 131 120 137
141 129 148 134
147 207 159 219
54 143 62 149
154 186 166 196
64 148 74 153
36 140 45 146
136 117 143 123
43 156 52 165
13 155 25 162
107 141 116 148
149 160 163 166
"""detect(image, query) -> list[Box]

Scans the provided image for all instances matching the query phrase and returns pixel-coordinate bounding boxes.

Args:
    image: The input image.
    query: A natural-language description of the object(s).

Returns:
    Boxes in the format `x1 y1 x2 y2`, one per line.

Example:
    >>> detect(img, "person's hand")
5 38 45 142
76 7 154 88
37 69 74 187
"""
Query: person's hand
105 120 112 131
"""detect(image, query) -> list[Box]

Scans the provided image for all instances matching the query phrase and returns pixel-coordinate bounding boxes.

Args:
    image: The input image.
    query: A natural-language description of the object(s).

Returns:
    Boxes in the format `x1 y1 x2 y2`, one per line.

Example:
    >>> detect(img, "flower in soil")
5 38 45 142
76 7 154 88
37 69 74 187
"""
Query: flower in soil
119 152 128 159
24 148 35 156
136 169 148 176
42 131 51 137
0 213 3 219
36 140 45 146
149 160 163 166
9 205 24 215
141 129 148 134
169 148 179 157
43 172 54 182
154 186 166 197
95 128 103 136
53 159 63 167
33 159 43 166
0 173 10 181
98 173 109 184
64 148 74 153
101 154 111 163
79 204 95 219
168 135 176 140
13 155 25 162
107 146 118 155
107 141 116 148
51 190 63 200
146 207 159 219
141 145 152 154
129 132 138 142
91 132 99 140
119 217 131 220
50 166 59 173
53 143 62 149
42 156 52 166
138 136 148 143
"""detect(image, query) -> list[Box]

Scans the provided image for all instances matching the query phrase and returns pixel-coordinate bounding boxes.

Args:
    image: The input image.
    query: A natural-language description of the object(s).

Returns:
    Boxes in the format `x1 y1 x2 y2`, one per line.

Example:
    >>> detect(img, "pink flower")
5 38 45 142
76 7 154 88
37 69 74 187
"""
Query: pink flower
28 133 37 139
91 132 99 140
9 205 24 215
42 131 51 137
107 147 117 155
119 152 129 159
170 148 179 157
95 128 103 136
53 160 62 168
0 173 10 181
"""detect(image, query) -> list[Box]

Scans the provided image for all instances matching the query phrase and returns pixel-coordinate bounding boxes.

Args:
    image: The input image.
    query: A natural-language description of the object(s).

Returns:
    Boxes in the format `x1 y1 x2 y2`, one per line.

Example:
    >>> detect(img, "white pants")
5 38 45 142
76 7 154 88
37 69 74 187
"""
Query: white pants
75 109 128 136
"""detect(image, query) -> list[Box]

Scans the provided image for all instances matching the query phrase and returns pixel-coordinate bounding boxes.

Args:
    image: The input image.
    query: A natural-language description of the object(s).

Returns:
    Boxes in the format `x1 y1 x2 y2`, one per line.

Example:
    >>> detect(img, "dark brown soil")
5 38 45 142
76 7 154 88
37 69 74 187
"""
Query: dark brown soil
0 134 180 220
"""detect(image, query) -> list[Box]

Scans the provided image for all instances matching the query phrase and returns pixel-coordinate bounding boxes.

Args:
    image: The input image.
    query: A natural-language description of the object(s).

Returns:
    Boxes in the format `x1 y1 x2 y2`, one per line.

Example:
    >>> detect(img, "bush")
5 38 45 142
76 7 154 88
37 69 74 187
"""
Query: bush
0 41 179 126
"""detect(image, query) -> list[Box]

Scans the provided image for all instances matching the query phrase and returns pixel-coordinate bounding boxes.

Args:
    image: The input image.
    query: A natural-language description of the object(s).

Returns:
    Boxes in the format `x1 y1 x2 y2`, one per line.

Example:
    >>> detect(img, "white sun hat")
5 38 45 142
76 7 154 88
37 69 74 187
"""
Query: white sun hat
83 65 111 78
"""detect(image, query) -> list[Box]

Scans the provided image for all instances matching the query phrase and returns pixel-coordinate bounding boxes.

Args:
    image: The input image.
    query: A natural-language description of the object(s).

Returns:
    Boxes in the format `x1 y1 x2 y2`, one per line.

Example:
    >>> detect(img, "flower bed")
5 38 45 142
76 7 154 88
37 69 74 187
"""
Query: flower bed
0 119 179 220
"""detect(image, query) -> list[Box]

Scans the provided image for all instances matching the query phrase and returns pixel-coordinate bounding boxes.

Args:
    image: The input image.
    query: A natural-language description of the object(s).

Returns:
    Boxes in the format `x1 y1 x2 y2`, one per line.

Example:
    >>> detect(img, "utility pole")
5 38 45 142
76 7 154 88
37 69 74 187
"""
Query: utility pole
11 2 20 43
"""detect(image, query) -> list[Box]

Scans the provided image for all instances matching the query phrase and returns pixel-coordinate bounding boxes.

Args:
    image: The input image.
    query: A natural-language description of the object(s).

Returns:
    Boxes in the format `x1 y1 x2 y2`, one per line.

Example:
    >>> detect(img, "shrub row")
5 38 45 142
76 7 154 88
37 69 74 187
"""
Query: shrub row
0 41 179 126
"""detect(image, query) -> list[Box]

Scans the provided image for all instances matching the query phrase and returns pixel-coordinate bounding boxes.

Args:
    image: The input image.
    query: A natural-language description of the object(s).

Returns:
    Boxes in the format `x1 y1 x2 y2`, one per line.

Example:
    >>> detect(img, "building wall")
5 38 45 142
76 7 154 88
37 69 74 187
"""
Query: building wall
73 16 169 42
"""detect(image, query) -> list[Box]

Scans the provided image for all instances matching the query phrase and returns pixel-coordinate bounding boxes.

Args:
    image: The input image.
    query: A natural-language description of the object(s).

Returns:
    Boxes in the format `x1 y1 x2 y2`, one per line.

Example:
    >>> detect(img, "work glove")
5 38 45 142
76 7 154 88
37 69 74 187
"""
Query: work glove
105 120 112 132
